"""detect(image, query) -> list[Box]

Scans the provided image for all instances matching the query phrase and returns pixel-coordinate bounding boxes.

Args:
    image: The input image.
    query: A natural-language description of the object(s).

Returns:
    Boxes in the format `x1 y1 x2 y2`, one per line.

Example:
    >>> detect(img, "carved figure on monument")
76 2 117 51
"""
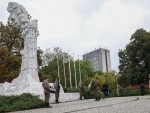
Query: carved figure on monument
7 2 39 82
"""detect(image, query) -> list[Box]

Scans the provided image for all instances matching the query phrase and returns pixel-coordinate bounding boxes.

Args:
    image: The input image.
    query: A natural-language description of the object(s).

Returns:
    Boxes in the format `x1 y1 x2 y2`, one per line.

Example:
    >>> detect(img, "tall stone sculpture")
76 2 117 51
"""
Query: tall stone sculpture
0 2 79 103
7 2 39 82
0 2 41 95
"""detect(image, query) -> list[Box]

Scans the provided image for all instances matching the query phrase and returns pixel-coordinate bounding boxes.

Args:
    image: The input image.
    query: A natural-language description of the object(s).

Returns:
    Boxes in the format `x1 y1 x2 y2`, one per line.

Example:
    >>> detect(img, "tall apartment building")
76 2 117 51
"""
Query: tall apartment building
83 48 111 72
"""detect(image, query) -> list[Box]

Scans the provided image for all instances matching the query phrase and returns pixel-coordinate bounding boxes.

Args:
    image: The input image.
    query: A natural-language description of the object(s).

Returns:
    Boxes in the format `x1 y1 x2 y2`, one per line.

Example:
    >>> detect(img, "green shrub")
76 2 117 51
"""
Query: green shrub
64 87 150 99
0 93 45 112
63 87 79 93
120 89 149 96
83 87 105 99
109 92 117 97
84 89 150 99
83 87 95 99
110 89 149 97
64 87 108 99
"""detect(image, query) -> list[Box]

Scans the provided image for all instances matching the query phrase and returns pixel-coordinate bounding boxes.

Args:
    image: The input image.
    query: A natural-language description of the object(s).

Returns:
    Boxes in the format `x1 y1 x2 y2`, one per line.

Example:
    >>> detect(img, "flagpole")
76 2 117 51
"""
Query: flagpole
73 53 77 88
78 55 81 82
63 53 66 88
56 50 60 84
68 50 72 89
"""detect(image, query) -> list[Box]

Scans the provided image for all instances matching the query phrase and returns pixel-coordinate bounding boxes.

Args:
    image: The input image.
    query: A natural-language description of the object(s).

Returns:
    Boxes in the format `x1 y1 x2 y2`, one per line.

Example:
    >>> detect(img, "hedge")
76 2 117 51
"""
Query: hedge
0 93 45 113
64 87 150 99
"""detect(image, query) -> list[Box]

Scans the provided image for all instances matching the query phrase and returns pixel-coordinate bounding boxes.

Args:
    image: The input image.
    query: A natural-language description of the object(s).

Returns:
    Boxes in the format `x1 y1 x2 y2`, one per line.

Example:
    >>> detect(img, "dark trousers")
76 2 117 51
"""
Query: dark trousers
55 91 59 101
104 90 109 98
79 90 83 99
141 90 145 96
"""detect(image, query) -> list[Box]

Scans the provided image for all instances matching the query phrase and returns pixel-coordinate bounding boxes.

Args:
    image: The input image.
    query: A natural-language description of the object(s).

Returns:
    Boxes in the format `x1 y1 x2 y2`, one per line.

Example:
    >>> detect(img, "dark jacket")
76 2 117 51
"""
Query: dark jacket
140 84 145 90
54 82 60 91
103 83 109 91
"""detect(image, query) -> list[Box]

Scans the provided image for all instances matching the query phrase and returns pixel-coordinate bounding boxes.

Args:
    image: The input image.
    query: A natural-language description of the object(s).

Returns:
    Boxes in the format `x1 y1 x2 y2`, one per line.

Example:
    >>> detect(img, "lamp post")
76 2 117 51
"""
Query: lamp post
63 53 66 88
116 74 119 96
149 74 150 93
68 50 72 89
56 50 60 84
78 55 81 82
73 53 77 88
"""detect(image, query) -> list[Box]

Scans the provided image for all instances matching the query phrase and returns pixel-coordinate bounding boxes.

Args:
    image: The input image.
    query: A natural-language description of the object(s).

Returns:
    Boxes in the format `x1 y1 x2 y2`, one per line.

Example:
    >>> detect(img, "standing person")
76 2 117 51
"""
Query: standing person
78 81 84 100
119 87 123 96
42 76 52 108
94 77 100 101
140 83 145 96
54 78 60 103
102 82 109 98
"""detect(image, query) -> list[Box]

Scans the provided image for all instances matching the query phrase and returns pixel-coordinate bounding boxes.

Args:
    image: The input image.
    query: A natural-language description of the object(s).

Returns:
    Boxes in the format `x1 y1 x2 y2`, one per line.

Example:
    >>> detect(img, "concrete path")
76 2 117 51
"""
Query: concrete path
11 96 150 113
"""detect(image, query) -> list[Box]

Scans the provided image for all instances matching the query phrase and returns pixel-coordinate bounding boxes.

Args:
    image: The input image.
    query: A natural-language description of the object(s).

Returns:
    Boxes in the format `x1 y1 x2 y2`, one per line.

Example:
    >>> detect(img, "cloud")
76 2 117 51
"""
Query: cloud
0 0 150 71
73 0 106 17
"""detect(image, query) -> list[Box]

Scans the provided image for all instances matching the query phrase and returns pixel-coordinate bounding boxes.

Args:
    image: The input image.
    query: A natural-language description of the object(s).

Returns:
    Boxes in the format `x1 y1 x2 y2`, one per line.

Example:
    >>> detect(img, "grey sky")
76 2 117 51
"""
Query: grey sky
0 0 150 71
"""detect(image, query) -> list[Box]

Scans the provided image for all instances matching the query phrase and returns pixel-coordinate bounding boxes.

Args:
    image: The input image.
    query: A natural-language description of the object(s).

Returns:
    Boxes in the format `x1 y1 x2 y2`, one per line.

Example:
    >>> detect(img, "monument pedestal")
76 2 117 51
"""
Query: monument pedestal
39 93 79 103
0 74 79 103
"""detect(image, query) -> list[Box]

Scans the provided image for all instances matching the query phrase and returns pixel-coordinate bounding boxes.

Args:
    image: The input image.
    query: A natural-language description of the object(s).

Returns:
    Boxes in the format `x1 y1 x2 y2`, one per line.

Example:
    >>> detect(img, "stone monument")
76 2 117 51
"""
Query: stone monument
8 2 39 82
0 2 43 95
0 2 79 103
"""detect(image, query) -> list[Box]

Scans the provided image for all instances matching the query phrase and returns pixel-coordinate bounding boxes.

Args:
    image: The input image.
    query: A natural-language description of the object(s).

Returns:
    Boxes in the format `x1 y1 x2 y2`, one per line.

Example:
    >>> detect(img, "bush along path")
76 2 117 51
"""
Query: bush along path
0 93 45 113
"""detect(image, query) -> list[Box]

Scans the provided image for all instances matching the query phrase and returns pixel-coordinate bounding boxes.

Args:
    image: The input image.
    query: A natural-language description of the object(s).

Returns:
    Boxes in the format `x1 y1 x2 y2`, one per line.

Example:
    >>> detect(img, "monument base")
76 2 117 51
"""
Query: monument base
0 74 80 103
38 93 79 103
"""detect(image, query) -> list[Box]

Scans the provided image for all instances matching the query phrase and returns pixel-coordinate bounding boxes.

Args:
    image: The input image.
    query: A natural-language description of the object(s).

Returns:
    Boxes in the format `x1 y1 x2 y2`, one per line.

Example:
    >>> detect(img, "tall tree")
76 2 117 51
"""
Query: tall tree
0 21 23 82
118 29 150 86
118 49 130 87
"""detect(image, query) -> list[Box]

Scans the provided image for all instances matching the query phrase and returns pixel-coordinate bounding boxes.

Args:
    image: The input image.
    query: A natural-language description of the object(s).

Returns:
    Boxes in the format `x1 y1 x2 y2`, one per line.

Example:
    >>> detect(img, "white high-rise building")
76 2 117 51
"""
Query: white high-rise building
83 48 111 72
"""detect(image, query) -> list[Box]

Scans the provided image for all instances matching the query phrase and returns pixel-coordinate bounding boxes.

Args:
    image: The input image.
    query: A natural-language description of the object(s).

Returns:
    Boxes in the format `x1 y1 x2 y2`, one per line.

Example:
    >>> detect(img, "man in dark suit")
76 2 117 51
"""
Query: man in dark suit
54 78 60 103
140 83 145 96
103 82 109 98
42 76 52 108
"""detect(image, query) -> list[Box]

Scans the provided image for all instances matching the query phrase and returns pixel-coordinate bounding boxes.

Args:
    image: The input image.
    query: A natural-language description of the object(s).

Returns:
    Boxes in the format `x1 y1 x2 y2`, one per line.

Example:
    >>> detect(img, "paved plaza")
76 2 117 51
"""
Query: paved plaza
11 96 150 113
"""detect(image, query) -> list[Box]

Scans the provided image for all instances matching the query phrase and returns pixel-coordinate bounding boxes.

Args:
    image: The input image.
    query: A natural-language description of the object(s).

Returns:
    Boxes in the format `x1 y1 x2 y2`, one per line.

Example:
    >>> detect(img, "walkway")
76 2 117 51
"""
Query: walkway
11 96 150 113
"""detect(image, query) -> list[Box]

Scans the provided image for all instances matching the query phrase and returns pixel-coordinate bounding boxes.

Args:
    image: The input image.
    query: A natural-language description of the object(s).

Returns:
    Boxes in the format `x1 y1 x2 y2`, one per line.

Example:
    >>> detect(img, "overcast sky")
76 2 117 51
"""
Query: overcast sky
0 0 150 71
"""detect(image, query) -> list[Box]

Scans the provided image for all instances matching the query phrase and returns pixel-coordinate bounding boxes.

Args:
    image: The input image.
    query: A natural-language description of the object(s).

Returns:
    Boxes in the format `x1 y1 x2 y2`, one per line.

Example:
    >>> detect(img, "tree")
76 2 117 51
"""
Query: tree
78 60 94 86
118 28 150 86
0 21 24 55
37 47 43 68
40 47 94 87
94 70 104 75
0 21 23 82
37 47 44 82
118 49 130 87
93 71 117 90
0 47 21 82
42 48 54 66
103 71 117 89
